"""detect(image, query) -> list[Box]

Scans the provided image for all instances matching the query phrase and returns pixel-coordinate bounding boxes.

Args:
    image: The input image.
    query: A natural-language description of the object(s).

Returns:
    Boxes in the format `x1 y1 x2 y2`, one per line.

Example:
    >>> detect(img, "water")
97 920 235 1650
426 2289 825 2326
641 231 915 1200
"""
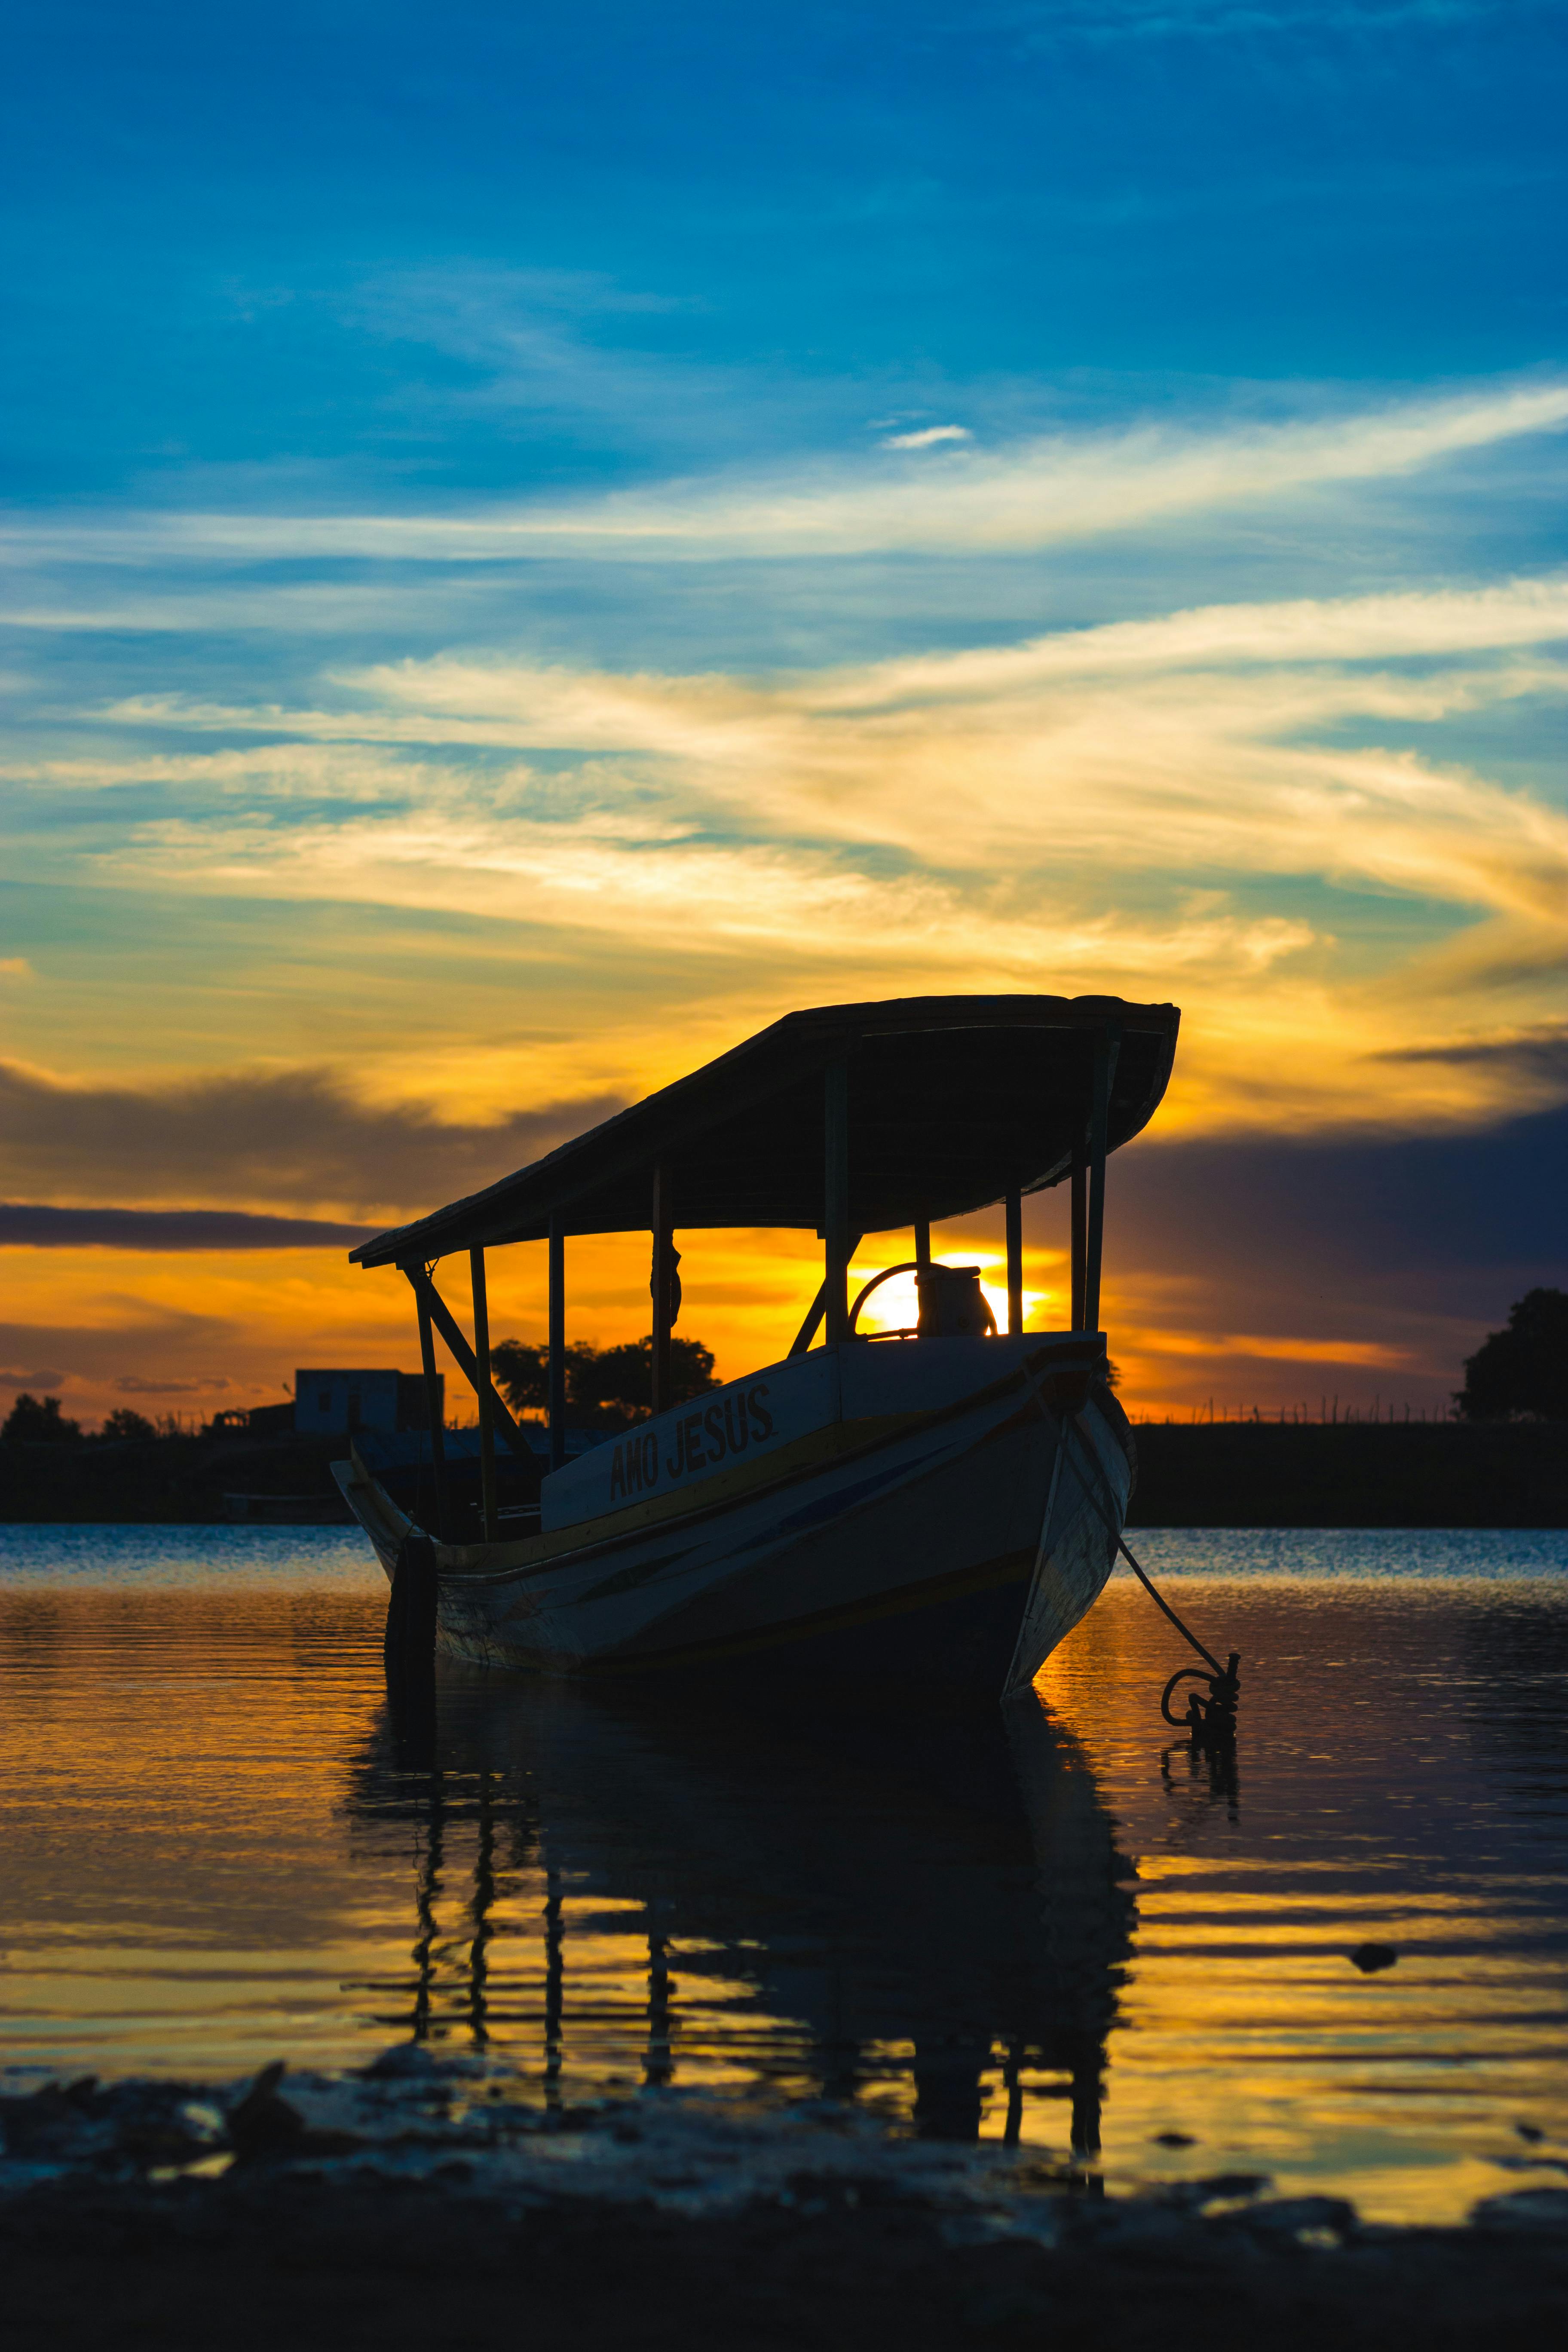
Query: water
2 1523 1566 2223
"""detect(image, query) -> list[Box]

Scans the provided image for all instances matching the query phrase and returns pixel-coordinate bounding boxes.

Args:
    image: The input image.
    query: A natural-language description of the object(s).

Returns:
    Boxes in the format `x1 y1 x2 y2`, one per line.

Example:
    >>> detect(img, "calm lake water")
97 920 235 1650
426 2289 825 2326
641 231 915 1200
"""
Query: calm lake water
2 1523 1566 2223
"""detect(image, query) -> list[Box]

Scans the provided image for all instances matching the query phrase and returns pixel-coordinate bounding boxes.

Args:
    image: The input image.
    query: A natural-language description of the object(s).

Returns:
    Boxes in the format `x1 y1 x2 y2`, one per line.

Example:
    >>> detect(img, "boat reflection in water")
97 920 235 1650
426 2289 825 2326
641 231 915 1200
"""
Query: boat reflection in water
343 1669 1136 2153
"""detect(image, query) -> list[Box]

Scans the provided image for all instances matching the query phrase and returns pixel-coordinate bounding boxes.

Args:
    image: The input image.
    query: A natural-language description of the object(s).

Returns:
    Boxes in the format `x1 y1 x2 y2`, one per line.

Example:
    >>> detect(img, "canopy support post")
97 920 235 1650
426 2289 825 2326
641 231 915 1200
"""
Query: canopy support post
414 1273 450 1543
1005 1190 1023 1336
823 1059 851 1346
788 1231 864 1356
548 1217 567 1473
914 1219 931 1273
1070 1152 1087 1330
470 1246 498 1542
650 1166 673 1418
1083 1025 1120 1337
402 1265 528 1455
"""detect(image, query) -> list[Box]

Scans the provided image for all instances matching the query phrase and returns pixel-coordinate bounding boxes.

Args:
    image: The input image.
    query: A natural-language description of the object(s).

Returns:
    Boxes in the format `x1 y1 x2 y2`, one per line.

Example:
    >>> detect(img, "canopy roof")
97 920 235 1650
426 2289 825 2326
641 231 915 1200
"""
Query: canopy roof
351 993 1180 1268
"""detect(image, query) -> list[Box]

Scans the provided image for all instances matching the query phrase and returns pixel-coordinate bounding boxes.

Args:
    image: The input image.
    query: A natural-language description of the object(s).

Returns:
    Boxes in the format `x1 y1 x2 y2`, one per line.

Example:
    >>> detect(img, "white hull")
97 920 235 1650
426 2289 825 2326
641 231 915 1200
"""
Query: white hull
337 1334 1133 1699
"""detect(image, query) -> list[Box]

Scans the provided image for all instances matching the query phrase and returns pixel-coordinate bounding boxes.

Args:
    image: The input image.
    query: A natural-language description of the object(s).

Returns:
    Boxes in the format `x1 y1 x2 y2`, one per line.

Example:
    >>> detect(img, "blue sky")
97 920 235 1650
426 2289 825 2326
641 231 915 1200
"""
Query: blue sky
9 3 1566 498
2 0 1565 1418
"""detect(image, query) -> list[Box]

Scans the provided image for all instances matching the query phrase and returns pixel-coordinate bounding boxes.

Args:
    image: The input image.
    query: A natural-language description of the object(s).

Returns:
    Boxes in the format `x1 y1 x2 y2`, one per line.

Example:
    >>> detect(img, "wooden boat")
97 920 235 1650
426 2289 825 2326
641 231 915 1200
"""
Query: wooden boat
336 993 1179 1700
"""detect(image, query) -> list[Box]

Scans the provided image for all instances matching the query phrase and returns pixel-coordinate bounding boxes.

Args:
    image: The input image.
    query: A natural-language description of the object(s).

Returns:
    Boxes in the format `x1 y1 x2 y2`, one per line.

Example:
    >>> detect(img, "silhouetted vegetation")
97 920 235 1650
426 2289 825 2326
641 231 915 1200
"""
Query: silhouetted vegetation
98 1407 159 1443
1127 1418 1568 1527
492 1334 718 1435
4 1343 1563 1526
1 1393 83 1444
1455 1287 1568 1421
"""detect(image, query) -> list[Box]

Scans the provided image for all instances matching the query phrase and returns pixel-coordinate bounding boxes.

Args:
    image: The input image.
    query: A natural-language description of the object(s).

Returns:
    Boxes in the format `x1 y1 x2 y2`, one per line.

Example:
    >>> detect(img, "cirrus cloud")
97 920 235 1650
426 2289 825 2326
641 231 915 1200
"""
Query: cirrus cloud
17 570 1559 1140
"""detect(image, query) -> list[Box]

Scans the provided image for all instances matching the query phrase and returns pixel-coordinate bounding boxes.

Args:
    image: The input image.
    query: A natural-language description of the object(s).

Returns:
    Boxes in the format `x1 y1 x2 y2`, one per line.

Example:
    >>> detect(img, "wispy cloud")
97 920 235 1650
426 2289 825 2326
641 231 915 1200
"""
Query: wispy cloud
0 1205 377 1250
991 0 1528 46
6 377 1565 572
880 424 973 449
345 264 729 447
2 570 1557 1142
1129 1328 1413 1367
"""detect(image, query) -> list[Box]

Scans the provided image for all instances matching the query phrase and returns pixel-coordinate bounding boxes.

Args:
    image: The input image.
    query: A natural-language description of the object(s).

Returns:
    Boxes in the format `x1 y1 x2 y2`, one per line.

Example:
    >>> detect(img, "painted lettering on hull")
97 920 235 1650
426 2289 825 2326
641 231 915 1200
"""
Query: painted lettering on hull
609 1428 662 1503
611 1383 777 1504
542 1357 831 1534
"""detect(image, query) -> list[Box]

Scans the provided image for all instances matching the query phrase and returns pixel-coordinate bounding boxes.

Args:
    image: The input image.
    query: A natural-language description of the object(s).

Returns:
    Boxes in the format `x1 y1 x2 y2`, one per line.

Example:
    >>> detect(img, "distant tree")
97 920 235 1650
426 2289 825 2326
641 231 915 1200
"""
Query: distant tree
1 1393 83 1444
1455 1289 1568 1421
571 1337 717 1430
98 1407 157 1442
493 1334 719 1435
491 1338 586 1418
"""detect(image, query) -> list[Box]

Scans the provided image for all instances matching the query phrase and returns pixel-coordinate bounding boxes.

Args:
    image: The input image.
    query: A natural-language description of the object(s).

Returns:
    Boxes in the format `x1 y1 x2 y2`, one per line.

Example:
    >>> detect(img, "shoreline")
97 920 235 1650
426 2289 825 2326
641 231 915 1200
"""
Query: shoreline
4 2064 1566 2348
3 1419 1566 1528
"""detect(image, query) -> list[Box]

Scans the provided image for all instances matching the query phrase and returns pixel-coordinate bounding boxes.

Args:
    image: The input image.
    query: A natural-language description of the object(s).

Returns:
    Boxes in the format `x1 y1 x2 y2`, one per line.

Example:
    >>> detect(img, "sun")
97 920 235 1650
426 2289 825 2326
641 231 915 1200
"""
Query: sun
846 1250 1052 1337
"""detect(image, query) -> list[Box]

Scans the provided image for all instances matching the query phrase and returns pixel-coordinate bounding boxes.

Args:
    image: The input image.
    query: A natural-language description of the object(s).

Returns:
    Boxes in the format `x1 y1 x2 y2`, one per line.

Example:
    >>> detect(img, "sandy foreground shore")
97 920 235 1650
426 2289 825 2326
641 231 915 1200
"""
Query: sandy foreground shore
4 2058 1566 2350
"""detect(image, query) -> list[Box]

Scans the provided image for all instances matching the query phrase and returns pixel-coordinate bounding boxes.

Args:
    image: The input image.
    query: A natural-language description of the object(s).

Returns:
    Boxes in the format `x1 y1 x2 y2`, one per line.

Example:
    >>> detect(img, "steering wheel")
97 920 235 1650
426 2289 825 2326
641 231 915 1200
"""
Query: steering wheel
847 1261 921 1339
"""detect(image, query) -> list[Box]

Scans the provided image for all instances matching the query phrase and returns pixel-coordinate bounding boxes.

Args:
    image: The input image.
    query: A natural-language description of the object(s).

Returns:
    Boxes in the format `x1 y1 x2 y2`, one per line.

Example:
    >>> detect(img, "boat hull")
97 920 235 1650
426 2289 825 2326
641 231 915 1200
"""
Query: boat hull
337 1338 1133 1701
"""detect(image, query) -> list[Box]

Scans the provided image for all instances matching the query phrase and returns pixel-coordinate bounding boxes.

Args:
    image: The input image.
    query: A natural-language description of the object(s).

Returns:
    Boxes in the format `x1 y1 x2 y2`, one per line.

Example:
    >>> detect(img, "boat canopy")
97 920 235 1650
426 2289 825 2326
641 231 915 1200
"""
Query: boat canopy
352 993 1179 1269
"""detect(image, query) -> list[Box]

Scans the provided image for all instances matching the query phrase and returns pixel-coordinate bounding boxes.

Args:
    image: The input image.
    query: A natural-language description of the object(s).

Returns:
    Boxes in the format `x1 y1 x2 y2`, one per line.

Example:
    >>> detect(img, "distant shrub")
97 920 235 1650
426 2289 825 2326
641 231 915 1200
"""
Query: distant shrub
1455 1289 1568 1421
98 1407 158 1443
2 1393 84 1444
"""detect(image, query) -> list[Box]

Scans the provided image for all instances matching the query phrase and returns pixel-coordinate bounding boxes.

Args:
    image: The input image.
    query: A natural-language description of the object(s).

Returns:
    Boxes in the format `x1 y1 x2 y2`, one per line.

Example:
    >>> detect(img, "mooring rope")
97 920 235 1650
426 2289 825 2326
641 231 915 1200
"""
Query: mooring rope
1023 1378 1241 1743
1131 1555 1240 1736
1116 1534 1224 1676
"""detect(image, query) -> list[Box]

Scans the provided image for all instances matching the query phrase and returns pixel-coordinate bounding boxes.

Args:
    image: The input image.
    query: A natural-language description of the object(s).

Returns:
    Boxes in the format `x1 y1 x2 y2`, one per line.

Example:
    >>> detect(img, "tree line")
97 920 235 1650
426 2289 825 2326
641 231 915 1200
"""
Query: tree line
3 1289 1562 1444
0 1396 166 1445
0 1332 720 1446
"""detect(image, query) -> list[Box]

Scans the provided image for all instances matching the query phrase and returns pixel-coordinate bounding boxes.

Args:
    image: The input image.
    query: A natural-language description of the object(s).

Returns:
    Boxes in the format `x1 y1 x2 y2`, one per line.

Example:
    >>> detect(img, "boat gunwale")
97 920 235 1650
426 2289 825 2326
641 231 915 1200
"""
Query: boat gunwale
358 1333 1108 1589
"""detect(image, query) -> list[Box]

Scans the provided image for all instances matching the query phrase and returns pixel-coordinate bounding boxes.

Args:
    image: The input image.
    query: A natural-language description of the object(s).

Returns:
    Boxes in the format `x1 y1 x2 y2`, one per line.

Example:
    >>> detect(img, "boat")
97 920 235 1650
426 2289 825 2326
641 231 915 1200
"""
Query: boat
335 992 1180 1700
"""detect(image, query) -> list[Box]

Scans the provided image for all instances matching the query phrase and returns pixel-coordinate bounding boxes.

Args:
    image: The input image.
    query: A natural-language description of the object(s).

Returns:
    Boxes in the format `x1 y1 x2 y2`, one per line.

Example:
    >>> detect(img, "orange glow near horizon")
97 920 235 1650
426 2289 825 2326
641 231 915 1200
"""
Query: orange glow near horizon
1 1212 1457 1429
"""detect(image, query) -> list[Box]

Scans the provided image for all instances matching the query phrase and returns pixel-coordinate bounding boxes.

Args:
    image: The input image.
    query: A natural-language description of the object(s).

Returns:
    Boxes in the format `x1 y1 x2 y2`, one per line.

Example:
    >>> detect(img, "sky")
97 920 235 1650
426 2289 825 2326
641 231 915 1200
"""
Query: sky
2 0 1566 1426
